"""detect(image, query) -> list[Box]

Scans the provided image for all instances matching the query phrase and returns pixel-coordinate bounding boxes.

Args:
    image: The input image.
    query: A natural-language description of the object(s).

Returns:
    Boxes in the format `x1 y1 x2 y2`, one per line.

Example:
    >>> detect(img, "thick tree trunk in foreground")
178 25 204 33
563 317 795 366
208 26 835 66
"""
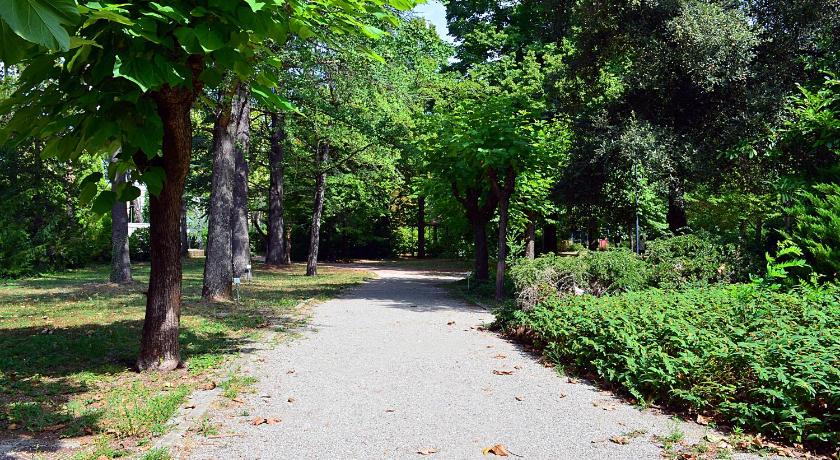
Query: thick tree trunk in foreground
202 85 241 301
231 85 251 278
417 195 426 258
265 112 288 266
490 166 516 301
110 154 132 284
525 212 536 260
138 71 200 371
452 181 498 281
180 197 188 257
667 179 688 235
306 142 329 276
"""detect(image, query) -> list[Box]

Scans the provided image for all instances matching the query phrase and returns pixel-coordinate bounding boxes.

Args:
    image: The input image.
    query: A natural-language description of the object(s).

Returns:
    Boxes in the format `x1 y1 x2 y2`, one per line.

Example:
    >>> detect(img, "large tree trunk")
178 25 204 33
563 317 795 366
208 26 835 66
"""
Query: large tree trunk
306 142 329 276
525 212 536 260
417 195 426 258
201 85 241 301
180 197 188 257
490 166 516 301
265 112 288 266
138 71 200 372
472 221 490 280
131 197 144 223
667 179 688 234
110 153 132 284
231 84 251 278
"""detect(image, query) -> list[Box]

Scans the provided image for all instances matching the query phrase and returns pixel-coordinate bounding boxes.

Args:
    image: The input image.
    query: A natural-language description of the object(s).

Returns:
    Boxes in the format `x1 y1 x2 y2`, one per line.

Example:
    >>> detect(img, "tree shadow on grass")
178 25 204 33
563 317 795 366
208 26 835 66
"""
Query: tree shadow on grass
0 319 246 449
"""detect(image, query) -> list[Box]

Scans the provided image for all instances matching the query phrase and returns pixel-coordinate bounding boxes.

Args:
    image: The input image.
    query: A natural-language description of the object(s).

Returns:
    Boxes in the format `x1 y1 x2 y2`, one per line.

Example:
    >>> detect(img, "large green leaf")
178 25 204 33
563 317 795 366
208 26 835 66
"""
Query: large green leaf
0 0 80 50
0 20 33 64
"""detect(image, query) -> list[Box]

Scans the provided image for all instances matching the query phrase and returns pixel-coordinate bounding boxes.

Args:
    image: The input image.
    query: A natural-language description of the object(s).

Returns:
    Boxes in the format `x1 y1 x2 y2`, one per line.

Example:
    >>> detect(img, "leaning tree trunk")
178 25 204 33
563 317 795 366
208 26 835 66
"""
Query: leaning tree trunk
265 112 288 266
201 85 241 301
417 195 426 258
138 70 200 372
525 212 536 260
110 153 132 284
490 166 516 301
231 84 251 278
306 142 329 276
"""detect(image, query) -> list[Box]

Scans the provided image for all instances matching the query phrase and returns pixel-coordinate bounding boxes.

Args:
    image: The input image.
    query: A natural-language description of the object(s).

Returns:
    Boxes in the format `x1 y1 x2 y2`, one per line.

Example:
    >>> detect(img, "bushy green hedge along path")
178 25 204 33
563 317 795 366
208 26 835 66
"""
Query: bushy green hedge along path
496 283 840 447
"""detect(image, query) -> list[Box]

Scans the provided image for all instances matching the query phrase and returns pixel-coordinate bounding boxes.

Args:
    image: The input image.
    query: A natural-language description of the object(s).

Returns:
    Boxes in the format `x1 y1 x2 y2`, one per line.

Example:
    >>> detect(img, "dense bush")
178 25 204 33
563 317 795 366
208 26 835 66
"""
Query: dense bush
510 249 649 308
785 183 840 279
129 228 151 262
644 233 744 288
497 282 840 446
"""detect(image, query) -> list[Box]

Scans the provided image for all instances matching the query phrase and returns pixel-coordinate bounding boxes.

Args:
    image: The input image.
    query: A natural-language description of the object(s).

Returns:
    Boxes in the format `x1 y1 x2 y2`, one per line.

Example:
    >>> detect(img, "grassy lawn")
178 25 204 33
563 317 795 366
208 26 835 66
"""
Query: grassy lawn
0 260 371 459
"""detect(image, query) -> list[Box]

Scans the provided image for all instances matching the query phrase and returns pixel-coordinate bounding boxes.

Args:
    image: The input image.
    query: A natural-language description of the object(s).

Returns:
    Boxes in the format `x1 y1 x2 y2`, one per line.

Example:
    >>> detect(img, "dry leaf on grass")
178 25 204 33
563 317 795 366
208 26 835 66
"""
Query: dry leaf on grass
482 444 510 456
493 369 514 375
7 423 18 430
417 448 438 455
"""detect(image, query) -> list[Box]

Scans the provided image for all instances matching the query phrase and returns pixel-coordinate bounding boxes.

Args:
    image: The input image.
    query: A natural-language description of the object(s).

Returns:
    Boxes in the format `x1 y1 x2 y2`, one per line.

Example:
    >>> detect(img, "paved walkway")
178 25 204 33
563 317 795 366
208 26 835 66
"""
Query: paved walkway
182 265 758 459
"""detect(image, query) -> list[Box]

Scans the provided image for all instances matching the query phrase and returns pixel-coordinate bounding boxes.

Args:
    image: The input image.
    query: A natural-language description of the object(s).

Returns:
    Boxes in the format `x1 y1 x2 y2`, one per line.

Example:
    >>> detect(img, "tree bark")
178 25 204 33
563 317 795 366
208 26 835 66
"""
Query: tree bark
131 197 144 223
283 225 292 265
452 181 498 281
525 212 536 260
201 84 240 301
180 197 188 257
490 166 516 301
306 141 329 276
417 195 426 259
110 153 132 284
138 60 201 371
265 112 288 266
231 84 251 278
667 179 688 234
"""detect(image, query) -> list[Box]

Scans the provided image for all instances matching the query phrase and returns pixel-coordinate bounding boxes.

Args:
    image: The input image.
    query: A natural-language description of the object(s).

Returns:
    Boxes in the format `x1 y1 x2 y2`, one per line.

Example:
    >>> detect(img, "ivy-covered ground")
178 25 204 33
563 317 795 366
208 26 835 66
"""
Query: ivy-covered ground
0 260 371 459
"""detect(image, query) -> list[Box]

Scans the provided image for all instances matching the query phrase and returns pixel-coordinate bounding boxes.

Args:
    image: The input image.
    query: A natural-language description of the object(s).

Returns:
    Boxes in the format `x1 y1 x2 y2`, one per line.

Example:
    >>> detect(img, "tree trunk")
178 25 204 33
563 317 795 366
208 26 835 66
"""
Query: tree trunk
525 212 536 260
417 195 426 259
667 179 688 234
180 197 188 257
306 142 329 276
131 197 144 223
490 166 516 301
201 85 240 301
283 225 292 265
110 153 132 284
473 221 490 281
138 69 200 372
265 112 288 266
231 84 251 278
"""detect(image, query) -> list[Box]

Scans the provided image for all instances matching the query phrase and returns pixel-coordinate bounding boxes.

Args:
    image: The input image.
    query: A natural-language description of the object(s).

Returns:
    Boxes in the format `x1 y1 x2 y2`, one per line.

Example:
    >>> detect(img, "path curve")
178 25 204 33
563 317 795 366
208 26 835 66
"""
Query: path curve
183 265 758 459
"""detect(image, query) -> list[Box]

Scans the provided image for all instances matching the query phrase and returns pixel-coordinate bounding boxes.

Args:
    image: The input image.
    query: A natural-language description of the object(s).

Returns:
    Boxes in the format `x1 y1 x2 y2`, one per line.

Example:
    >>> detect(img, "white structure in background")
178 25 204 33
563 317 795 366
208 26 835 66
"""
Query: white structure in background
127 181 149 236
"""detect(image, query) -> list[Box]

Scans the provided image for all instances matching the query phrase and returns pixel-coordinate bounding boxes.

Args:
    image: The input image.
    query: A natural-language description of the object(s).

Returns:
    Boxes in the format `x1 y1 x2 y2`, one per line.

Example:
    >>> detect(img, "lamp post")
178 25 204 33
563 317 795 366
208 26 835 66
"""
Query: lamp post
633 161 641 254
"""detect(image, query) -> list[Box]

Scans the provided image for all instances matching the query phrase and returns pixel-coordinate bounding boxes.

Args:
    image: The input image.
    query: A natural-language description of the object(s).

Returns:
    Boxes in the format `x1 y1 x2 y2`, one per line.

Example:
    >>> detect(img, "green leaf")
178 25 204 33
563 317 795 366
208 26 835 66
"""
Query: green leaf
244 0 267 12
140 167 166 197
0 0 80 50
79 181 99 206
0 20 33 64
194 23 225 52
113 54 161 92
91 190 116 214
252 83 296 112
118 185 142 202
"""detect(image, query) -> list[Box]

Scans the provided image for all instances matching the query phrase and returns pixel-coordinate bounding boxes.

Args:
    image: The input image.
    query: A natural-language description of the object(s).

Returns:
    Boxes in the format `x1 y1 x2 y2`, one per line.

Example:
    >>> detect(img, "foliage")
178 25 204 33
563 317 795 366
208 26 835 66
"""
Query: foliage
497 282 840 446
129 228 151 263
644 233 743 288
784 183 840 279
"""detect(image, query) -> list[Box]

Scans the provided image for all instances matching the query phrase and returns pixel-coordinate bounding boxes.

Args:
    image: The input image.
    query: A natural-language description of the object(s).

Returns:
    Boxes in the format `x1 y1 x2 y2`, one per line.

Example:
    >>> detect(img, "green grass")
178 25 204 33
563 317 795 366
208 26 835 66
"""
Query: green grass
0 259 371 458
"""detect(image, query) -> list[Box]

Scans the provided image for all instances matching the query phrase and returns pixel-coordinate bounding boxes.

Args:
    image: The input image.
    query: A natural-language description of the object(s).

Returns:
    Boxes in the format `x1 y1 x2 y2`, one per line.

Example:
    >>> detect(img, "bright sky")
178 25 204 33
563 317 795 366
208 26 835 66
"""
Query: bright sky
413 0 455 44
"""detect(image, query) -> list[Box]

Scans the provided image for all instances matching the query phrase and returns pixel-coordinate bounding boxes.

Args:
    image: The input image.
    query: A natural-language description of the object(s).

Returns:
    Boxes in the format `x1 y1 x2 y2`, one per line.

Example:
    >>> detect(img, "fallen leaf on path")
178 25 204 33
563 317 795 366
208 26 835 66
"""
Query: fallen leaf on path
287 397 296 403
482 444 510 456
200 381 217 390
287 369 295 374
266 418 281 425
447 321 455 325
695 414 710 425
231 397 244 403
385 409 396 412
493 370 514 375
184 404 196 409
567 377 579 384
486 345 494 348
251 417 267 426
558 393 567 398
514 365 522 370
494 354 506 359
417 448 438 455
610 436 629 445
97 455 109 460
515 395 524 401
7 423 18 430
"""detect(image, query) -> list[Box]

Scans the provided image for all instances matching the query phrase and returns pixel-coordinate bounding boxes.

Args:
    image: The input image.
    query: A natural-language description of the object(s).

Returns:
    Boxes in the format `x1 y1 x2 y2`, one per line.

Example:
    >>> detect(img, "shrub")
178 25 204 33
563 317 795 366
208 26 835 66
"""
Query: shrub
644 233 742 288
129 228 152 262
785 182 840 279
497 283 840 446
510 249 649 308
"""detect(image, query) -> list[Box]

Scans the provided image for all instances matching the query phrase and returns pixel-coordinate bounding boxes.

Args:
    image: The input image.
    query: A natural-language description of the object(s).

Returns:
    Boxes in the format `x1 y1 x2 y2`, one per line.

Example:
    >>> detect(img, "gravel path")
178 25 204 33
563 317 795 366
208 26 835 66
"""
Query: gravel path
182 265 759 460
